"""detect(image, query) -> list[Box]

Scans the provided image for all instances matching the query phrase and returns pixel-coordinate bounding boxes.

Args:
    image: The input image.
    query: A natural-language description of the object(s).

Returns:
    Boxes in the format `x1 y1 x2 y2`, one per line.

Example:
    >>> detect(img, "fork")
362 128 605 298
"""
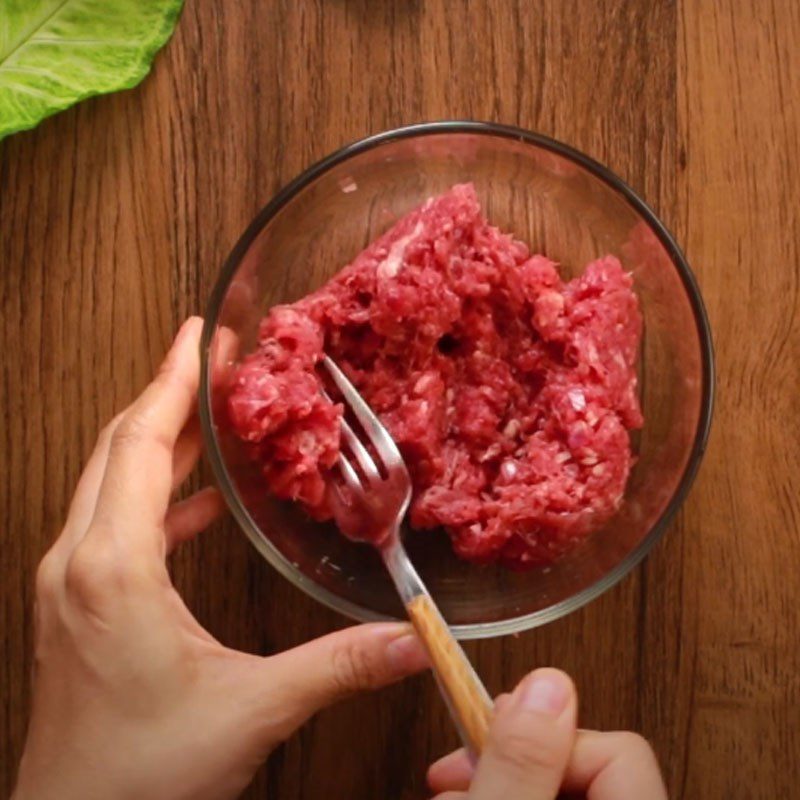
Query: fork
320 355 493 757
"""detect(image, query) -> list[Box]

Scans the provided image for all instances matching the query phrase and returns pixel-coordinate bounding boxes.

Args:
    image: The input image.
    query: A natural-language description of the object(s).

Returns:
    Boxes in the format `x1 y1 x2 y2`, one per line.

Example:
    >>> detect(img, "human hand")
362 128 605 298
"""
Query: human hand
13 317 428 800
427 669 667 799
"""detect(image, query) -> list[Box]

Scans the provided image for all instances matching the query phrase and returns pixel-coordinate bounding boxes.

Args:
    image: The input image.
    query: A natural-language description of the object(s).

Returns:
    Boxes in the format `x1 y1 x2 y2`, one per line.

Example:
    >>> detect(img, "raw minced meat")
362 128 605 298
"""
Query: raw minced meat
226 184 643 569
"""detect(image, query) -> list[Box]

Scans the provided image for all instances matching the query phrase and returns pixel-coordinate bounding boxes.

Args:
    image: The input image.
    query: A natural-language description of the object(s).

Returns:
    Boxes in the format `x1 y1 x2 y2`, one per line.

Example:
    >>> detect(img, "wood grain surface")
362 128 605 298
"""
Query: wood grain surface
1 1 798 797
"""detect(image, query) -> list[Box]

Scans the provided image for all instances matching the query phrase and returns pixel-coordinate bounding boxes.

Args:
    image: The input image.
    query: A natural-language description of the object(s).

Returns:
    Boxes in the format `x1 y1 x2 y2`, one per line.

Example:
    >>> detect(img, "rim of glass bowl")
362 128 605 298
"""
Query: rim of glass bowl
200 120 715 640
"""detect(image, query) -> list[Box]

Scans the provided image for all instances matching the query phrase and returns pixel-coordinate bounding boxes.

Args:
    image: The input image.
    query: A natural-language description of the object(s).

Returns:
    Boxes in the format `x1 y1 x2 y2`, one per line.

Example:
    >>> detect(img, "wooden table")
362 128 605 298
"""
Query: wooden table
2 2 798 797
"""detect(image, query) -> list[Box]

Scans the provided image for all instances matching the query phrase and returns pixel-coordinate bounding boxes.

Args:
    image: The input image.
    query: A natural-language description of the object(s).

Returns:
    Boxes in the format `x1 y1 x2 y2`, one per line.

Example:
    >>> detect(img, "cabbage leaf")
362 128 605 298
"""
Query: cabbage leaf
0 0 184 139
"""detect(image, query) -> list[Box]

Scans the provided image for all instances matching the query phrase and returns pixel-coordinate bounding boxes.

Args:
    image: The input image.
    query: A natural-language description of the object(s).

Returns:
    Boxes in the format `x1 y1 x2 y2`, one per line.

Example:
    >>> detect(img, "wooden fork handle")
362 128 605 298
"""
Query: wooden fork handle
406 593 493 756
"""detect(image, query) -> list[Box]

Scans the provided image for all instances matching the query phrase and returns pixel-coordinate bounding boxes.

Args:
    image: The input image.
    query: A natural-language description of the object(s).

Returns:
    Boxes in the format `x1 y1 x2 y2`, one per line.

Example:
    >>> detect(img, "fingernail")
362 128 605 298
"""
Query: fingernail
518 671 571 717
386 632 429 673
175 316 202 345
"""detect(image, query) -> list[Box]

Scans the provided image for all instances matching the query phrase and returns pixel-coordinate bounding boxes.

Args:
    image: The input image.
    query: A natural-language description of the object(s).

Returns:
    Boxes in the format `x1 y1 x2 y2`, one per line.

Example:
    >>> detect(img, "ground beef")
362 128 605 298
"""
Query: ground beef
226 184 643 569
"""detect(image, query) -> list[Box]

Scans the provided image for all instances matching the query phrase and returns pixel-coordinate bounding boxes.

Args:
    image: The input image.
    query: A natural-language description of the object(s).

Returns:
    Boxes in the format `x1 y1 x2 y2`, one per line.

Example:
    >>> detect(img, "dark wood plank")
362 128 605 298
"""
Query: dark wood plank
1 0 797 797
671 1 800 797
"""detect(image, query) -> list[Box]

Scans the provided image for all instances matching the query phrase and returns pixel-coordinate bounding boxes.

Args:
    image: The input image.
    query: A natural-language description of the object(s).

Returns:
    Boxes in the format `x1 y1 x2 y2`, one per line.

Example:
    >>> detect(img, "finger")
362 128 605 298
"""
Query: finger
171 416 203 490
562 730 667 799
255 623 429 741
427 691 512 794
428 749 472 794
55 412 126 556
164 487 225 553
431 793 468 800
468 669 577 800
92 317 203 539
432 729 667 799
167 323 238 490
209 324 240 388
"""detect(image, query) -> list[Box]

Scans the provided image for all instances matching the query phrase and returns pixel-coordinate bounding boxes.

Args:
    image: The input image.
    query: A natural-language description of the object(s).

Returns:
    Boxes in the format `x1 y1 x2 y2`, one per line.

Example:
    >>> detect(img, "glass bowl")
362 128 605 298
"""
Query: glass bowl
200 121 714 639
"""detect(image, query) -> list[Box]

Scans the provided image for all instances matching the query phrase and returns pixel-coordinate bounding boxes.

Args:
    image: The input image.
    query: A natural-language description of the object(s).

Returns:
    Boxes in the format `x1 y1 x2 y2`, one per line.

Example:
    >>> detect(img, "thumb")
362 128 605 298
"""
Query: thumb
468 669 577 800
258 622 428 741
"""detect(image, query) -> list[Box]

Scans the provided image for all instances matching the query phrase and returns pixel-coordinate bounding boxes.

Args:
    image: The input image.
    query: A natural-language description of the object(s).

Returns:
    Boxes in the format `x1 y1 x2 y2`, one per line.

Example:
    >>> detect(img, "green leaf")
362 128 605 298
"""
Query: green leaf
0 0 184 140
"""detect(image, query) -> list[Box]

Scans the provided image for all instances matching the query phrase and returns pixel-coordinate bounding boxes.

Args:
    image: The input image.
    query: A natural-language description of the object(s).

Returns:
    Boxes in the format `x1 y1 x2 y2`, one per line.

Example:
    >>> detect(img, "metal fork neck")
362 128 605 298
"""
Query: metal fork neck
380 532 426 606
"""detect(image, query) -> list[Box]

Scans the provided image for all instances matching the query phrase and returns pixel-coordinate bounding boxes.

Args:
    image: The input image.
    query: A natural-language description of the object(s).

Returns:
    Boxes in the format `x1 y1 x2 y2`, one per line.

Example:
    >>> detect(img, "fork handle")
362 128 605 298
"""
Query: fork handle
382 538 493 757
406 593 493 755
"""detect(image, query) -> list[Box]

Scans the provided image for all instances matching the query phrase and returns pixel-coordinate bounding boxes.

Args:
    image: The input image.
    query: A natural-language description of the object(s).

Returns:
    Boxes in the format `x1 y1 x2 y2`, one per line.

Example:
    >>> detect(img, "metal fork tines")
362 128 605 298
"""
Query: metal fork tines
321 357 407 473
319 357 412 541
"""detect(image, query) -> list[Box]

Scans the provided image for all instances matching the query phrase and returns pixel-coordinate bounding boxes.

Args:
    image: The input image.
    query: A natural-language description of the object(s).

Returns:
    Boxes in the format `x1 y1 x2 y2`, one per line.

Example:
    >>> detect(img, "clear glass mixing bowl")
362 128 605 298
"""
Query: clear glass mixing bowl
200 121 714 639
